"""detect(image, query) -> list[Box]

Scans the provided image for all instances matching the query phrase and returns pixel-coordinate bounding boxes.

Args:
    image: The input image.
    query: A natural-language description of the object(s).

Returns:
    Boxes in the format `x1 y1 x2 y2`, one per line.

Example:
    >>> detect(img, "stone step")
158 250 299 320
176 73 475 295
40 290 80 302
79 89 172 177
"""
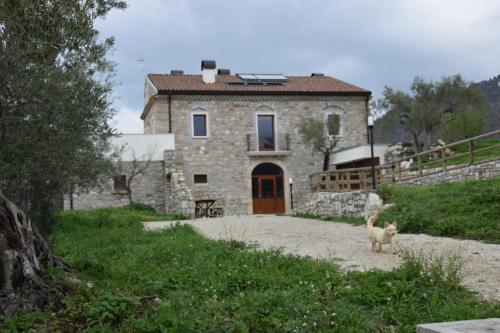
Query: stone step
417 318 500 333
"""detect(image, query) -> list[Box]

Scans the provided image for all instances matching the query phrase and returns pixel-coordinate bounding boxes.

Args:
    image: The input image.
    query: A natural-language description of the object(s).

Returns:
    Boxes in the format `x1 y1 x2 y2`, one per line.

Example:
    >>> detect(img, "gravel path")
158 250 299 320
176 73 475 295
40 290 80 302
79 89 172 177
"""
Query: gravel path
144 215 500 301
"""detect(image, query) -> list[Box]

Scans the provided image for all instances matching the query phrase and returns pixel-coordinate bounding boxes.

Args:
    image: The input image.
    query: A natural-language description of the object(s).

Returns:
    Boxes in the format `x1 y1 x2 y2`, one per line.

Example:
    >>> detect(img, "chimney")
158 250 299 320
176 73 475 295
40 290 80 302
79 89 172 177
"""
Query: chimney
311 73 324 77
171 70 184 75
201 60 216 83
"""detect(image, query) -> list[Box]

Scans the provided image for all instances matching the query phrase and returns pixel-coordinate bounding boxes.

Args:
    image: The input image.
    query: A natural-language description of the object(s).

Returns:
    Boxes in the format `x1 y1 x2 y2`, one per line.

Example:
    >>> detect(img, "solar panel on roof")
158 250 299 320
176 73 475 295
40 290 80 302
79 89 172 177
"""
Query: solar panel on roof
238 74 257 80
237 74 287 82
254 74 287 81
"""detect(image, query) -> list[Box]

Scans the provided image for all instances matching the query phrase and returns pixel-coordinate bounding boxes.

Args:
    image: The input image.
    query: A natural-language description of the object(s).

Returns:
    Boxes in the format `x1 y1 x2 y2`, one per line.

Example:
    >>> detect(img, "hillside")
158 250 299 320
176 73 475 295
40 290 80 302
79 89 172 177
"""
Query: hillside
376 178 500 244
374 75 500 144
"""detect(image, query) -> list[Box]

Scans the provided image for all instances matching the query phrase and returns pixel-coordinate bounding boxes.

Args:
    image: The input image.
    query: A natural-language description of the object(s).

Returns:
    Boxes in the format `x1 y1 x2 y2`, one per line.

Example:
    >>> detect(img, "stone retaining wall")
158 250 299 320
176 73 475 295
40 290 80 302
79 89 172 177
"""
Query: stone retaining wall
399 160 500 186
293 190 371 218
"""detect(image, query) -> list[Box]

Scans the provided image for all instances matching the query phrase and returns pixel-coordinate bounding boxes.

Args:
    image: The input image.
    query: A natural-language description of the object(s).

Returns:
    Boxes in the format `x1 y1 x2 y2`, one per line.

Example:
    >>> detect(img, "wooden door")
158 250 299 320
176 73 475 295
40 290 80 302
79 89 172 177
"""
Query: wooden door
252 175 285 214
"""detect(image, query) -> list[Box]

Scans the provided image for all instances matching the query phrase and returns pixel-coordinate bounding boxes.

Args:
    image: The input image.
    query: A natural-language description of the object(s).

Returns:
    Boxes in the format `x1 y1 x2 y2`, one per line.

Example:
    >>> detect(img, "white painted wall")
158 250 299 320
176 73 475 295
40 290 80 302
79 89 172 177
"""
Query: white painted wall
331 144 388 166
202 68 216 83
112 134 175 161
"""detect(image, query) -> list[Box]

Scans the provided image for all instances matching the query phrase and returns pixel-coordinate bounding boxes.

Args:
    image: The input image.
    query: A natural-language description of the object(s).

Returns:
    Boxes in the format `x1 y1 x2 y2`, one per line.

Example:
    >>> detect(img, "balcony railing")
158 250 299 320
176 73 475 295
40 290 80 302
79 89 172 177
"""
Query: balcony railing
247 133 290 152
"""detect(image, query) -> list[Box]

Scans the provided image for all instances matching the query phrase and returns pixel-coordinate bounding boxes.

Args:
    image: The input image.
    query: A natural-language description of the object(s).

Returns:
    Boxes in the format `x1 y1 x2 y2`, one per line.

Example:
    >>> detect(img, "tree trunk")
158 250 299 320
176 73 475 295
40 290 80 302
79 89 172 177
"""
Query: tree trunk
127 179 133 203
0 191 69 317
323 150 330 171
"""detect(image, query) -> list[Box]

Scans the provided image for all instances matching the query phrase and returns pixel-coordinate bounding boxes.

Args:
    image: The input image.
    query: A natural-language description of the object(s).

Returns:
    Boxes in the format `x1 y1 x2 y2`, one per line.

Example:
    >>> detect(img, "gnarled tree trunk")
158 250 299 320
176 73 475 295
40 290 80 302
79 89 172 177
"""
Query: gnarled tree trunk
0 191 69 317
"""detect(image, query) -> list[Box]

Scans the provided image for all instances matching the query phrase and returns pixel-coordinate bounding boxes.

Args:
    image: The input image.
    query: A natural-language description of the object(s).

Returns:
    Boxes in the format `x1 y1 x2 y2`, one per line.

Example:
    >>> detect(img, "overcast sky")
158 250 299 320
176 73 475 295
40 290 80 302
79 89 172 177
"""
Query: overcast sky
96 0 500 133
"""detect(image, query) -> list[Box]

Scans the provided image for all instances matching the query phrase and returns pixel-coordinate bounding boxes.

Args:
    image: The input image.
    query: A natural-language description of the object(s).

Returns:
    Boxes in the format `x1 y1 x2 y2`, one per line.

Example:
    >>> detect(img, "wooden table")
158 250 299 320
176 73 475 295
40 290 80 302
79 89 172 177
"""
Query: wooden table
195 200 216 218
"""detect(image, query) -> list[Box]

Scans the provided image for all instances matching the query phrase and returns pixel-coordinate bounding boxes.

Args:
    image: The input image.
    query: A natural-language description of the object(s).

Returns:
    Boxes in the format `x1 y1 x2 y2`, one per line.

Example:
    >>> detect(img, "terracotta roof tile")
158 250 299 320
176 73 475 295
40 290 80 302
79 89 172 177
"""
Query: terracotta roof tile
147 74 370 95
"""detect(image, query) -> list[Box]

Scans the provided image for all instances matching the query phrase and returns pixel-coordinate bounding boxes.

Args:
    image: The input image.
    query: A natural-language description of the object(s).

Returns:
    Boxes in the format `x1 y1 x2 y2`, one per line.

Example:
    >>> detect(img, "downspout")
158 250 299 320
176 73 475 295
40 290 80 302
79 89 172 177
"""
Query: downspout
168 95 172 133
365 96 370 144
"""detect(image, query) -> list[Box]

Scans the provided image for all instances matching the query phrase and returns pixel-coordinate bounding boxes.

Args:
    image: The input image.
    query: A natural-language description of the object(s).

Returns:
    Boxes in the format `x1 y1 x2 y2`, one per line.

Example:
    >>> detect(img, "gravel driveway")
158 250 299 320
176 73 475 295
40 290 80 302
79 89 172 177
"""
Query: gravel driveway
144 215 500 301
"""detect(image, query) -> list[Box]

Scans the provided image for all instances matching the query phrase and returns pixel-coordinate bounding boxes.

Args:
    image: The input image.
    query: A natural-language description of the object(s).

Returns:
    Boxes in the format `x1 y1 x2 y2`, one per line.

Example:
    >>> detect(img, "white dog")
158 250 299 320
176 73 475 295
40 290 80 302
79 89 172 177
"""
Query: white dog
367 213 398 254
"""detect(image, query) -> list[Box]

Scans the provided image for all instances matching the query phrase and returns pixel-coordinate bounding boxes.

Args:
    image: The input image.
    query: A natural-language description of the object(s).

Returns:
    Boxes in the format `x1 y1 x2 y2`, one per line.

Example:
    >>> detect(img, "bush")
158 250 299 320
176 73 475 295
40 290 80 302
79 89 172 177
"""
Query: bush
126 202 156 212
376 183 395 203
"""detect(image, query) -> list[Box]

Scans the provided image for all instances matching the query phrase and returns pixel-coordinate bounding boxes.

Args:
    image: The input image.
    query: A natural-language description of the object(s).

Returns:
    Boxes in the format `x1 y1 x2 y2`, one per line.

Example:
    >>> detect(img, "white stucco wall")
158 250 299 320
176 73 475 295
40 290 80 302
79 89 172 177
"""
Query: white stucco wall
331 144 388 166
112 133 175 161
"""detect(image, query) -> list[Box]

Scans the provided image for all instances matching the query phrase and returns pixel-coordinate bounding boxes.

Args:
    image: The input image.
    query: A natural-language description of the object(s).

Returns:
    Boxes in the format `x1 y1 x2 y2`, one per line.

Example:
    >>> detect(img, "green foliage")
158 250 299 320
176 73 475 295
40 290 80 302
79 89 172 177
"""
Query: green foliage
326 113 341 136
126 202 156 213
0 0 126 231
376 183 395 203
442 106 487 142
299 117 339 171
377 75 490 150
299 117 327 153
293 213 365 225
3 207 499 332
376 178 500 243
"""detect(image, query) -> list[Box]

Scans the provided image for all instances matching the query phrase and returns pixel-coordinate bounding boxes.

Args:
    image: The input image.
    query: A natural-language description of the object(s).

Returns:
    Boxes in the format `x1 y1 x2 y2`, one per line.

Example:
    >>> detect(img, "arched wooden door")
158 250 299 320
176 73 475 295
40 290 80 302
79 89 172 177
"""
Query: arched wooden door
252 163 285 214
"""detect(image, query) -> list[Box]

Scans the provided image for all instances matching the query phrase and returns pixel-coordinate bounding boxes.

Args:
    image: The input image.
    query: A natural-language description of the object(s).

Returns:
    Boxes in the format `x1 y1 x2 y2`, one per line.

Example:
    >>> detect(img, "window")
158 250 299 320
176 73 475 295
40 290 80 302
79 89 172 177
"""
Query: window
326 113 341 136
113 175 127 193
257 114 275 150
192 112 208 137
323 107 343 137
194 174 208 184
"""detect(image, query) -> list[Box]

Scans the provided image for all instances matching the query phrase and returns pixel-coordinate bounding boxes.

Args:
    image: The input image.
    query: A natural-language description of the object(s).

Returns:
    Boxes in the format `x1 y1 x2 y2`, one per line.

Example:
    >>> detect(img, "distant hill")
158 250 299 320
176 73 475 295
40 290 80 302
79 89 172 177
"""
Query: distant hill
374 75 500 144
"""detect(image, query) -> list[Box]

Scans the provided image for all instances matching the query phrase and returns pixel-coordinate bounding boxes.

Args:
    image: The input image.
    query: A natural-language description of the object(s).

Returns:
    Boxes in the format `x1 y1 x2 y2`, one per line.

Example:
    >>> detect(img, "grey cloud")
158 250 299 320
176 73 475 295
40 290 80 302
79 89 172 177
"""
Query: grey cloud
96 0 500 132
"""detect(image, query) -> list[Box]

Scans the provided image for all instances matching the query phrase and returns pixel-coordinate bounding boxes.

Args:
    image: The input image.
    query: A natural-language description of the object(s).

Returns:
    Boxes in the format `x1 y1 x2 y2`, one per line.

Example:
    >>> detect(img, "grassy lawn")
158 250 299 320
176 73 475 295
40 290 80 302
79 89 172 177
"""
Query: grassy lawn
376 178 500 243
2 205 500 332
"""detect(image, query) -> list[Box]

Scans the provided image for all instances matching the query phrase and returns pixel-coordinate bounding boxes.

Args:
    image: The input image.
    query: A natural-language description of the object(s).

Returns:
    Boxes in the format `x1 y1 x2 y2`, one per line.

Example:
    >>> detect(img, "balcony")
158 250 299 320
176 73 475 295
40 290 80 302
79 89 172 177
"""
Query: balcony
246 133 291 156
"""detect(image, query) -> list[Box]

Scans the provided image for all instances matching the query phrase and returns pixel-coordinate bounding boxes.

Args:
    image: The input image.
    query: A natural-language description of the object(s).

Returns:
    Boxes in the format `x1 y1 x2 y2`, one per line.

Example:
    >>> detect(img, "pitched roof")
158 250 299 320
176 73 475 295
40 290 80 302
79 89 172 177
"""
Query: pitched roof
147 74 371 96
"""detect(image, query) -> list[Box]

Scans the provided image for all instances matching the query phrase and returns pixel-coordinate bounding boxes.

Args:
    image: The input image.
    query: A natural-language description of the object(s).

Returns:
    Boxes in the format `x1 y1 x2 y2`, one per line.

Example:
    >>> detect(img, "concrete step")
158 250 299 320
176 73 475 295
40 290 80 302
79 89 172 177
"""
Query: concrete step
417 318 500 333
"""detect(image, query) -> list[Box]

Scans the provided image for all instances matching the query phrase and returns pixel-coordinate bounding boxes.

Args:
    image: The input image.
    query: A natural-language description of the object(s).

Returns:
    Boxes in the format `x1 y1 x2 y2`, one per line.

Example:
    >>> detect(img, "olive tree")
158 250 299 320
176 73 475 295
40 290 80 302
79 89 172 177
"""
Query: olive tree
0 0 126 315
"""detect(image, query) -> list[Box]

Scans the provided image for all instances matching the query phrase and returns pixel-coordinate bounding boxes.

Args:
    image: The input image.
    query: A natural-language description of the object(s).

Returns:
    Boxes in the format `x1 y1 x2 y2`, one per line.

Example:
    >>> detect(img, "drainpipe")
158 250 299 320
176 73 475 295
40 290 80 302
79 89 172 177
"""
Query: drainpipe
365 96 370 144
168 95 172 133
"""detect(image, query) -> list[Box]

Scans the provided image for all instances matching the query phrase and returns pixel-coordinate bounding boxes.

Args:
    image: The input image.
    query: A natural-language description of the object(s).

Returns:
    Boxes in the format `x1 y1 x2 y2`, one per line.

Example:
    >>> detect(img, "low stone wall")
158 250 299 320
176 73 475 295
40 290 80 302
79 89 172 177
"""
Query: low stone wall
64 161 167 212
293 190 371 218
399 160 500 186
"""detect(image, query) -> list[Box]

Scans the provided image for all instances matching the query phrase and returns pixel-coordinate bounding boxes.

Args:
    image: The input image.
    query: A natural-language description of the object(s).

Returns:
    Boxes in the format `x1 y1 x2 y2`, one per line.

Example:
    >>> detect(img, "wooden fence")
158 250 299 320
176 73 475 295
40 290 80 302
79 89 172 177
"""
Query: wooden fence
310 129 500 192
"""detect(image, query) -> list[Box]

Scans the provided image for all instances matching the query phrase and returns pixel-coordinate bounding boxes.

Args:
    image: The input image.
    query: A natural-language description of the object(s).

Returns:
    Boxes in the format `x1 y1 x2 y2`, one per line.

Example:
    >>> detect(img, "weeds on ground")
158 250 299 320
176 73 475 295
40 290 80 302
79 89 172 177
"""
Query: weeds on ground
2 207 499 332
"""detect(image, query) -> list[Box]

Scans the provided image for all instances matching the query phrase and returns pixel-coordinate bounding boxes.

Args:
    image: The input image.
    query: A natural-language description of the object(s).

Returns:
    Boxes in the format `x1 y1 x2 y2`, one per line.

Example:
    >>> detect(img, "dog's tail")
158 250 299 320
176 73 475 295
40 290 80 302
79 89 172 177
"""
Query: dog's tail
367 215 376 229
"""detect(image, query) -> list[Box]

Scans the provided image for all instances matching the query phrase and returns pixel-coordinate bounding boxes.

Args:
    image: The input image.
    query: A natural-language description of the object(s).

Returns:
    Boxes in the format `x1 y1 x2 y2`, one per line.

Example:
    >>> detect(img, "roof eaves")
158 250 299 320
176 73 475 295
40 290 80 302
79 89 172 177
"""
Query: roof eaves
156 89 371 96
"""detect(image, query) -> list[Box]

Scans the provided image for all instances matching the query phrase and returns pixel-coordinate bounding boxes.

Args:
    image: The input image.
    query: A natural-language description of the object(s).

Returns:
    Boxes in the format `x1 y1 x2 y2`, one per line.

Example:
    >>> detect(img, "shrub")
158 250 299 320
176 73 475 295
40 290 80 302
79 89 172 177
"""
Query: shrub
376 183 395 203
126 202 156 212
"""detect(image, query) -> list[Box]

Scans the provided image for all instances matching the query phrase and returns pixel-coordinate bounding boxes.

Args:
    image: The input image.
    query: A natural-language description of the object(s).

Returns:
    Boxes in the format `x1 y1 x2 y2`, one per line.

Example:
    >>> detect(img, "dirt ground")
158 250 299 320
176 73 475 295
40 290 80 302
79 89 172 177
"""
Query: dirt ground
144 215 500 301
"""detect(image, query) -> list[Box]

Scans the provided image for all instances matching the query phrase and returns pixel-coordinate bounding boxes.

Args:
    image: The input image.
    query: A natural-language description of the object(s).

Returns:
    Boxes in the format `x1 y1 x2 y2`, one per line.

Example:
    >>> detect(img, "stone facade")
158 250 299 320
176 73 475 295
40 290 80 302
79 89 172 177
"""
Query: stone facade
292 190 371 218
64 161 166 212
144 94 369 215
398 160 500 186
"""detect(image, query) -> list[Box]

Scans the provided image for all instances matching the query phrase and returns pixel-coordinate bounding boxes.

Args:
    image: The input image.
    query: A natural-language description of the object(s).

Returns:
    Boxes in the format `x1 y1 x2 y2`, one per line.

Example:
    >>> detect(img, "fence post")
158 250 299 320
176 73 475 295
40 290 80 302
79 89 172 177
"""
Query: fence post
442 148 447 172
417 155 423 177
391 164 396 183
469 140 474 165
397 161 402 181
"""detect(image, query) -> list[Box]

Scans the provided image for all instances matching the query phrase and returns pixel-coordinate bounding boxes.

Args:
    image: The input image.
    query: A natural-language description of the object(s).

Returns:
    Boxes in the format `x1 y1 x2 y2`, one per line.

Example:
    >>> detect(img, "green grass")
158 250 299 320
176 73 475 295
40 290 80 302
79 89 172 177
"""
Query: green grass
421 138 500 169
292 213 365 225
2 206 499 332
375 178 500 243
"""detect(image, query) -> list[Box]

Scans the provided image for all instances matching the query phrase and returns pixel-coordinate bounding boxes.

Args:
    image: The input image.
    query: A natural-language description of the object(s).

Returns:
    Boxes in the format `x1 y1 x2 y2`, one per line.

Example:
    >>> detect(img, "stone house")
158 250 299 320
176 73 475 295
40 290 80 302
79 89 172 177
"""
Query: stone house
67 60 373 216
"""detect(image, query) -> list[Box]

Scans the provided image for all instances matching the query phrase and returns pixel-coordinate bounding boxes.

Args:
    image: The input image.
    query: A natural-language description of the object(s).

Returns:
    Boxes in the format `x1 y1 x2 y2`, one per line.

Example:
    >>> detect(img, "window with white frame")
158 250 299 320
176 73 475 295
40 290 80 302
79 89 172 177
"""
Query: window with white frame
191 111 209 138
324 107 343 137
